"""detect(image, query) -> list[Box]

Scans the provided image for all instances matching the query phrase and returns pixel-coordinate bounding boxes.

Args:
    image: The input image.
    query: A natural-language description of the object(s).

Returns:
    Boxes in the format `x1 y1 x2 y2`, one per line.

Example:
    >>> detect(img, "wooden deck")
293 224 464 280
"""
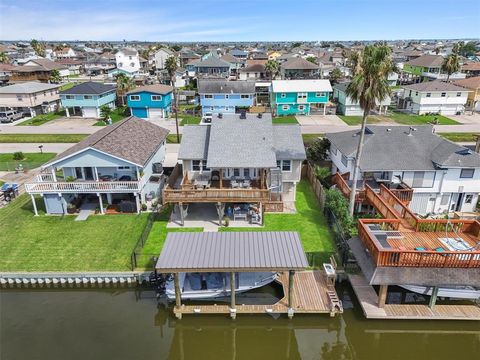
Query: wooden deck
349 274 480 320
388 231 478 250
173 271 343 318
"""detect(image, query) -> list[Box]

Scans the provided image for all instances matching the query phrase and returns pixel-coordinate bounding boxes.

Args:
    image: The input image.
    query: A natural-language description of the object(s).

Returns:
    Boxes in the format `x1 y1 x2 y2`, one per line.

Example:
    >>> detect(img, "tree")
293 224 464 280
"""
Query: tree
314 166 332 188
165 56 180 143
306 137 330 163
100 105 112 121
442 53 460 82
345 45 395 216
49 69 61 83
30 39 45 57
115 73 135 106
306 56 318 64
455 42 477 57
291 42 302 49
0 52 9 63
170 44 182 52
265 59 279 80
329 68 343 84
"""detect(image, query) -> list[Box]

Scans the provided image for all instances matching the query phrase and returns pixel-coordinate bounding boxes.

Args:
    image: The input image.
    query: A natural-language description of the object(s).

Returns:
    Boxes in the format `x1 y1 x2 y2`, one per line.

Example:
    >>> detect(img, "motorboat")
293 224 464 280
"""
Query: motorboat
165 272 277 300
399 285 480 300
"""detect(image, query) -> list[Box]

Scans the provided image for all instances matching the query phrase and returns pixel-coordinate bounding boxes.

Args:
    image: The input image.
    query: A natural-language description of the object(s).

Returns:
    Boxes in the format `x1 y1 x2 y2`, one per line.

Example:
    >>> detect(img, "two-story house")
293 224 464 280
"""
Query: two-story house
54 47 77 59
115 48 141 75
280 57 320 79
154 48 176 70
454 76 480 112
333 82 391 116
402 54 466 82
163 113 306 225
327 125 480 215
194 57 231 78
0 81 61 117
198 79 255 115
10 59 69 82
270 80 332 116
238 63 267 81
60 82 116 118
126 84 173 119
25 117 169 215
398 80 470 115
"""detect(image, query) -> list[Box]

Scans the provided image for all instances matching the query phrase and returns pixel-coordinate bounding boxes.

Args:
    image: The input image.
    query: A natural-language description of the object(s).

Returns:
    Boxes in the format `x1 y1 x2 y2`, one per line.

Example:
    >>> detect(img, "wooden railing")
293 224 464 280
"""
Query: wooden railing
25 181 141 194
332 172 365 202
378 184 418 229
358 219 480 268
163 186 270 203
390 183 413 204
365 185 401 224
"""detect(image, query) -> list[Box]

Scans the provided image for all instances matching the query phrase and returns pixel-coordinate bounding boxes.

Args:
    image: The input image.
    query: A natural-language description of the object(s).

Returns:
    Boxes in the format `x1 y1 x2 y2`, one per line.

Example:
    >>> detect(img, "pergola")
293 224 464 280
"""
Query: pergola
155 231 309 319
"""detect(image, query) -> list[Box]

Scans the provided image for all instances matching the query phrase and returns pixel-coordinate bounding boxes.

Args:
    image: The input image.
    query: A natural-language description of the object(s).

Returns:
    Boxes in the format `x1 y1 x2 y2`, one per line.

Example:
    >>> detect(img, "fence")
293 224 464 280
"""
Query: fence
130 211 160 270
302 162 326 211
324 208 353 269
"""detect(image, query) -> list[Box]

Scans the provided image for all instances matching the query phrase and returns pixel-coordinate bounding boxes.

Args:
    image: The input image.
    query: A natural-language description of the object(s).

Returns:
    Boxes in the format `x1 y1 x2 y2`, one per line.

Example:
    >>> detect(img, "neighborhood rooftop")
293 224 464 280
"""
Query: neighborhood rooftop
402 80 470 92
404 54 444 67
60 81 116 95
198 79 256 93
0 81 60 93
271 79 333 92
127 84 174 95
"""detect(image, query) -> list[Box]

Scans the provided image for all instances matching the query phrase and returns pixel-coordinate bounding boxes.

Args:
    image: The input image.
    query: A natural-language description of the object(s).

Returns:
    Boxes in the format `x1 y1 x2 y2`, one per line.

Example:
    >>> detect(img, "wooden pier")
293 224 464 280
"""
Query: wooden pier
349 274 480 321
173 271 343 318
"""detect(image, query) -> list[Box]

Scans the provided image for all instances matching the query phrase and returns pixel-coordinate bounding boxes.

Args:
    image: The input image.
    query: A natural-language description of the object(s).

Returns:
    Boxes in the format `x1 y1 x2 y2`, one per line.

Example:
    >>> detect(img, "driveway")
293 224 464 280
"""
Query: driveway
296 115 353 133
42 116 98 127
449 113 480 125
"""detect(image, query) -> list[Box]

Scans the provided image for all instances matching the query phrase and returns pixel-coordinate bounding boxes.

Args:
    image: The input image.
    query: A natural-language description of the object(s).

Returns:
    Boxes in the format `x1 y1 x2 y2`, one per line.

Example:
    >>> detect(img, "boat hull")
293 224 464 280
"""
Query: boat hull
399 285 480 300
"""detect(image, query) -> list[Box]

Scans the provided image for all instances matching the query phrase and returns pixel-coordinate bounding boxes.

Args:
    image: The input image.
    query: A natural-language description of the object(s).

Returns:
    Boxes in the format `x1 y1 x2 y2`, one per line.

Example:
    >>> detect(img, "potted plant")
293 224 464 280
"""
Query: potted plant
65 176 75 182
67 203 76 214
223 216 230 227
141 203 148 211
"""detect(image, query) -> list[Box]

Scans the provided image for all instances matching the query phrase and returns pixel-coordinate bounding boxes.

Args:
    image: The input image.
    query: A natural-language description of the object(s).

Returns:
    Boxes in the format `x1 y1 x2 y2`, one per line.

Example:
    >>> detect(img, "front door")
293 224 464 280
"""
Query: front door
455 193 464 212
84 167 94 180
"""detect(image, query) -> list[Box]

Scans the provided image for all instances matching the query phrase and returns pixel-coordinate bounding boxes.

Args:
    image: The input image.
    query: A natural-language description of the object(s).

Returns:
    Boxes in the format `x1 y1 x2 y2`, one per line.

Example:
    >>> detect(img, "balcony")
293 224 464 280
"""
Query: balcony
25 180 141 194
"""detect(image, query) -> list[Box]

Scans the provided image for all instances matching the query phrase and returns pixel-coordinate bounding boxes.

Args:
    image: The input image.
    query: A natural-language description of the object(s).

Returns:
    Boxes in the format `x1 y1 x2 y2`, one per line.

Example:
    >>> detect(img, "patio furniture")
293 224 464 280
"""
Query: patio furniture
233 207 248 221
99 175 114 181
231 180 239 188
119 175 132 181
194 179 210 189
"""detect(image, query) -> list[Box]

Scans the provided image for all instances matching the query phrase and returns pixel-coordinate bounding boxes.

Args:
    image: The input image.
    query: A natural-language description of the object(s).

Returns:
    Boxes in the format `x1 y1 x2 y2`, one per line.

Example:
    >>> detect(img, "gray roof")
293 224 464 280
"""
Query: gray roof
273 125 307 160
405 54 444 68
127 84 173 95
195 57 231 68
402 80 468 92
326 125 480 171
60 81 115 95
198 79 255 94
155 231 309 272
177 126 210 160
0 81 60 94
46 117 169 167
281 57 319 70
333 82 350 93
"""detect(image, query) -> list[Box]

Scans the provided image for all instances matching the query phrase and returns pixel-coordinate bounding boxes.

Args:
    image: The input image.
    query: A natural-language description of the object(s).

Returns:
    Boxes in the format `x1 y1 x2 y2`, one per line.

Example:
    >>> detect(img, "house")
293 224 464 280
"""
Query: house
127 84 174 119
328 125 480 215
10 59 69 82
238 63 267 81
55 59 83 76
280 57 320 79
0 81 61 116
163 113 306 225
194 57 231 78
268 50 283 61
84 55 116 75
455 76 480 111
270 79 332 116
60 82 116 118
179 49 200 67
154 48 176 70
54 47 77 59
402 54 466 82
0 64 16 84
398 80 470 115
333 82 391 116
25 117 169 215
115 48 141 75
220 53 243 75
461 62 480 78
198 79 256 114
229 49 248 60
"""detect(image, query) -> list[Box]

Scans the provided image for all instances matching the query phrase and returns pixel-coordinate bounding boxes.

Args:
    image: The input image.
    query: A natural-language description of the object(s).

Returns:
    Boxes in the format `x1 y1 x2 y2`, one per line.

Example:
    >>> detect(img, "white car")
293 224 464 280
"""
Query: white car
201 112 212 124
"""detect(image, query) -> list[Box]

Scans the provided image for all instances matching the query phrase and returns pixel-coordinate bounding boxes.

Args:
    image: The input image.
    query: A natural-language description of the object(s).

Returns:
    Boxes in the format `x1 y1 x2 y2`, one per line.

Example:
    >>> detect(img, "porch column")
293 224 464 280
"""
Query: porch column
97 193 104 214
31 194 38 216
51 167 57 182
288 270 295 318
260 169 265 189
179 202 185 226
174 273 182 319
216 202 225 226
106 193 112 205
429 286 439 308
378 285 388 308
219 169 223 189
135 193 141 213
136 167 141 180
94 167 99 181
230 272 236 319
323 103 326 115
65 107 70 117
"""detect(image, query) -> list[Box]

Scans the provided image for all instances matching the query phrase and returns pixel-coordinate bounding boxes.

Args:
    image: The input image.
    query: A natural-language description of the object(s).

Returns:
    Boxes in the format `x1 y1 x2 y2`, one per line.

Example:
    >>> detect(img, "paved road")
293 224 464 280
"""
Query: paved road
0 143 76 153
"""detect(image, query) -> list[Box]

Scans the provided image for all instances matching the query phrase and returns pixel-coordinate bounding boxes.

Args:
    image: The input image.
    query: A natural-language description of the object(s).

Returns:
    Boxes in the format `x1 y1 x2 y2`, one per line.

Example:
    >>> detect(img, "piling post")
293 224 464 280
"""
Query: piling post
378 285 388 308
429 286 439 308
174 273 182 319
230 272 236 319
288 270 295 318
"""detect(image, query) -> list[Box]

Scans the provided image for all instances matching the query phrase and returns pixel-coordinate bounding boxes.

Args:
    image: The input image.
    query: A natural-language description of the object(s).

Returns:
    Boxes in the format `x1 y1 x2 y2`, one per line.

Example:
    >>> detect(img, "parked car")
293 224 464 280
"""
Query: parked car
201 112 212 124
0 110 23 123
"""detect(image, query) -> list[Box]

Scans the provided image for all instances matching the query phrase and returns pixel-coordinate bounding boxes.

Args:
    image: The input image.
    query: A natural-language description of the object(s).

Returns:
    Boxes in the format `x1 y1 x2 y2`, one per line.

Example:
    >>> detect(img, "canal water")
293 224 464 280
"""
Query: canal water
1 283 479 360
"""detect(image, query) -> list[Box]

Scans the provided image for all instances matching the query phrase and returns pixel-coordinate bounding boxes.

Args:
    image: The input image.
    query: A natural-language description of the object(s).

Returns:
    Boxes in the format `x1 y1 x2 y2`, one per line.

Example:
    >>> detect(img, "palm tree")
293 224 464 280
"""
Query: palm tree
49 69 62 83
329 68 343 84
0 52 9 63
345 45 395 216
165 56 180 143
30 39 45 57
441 54 460 82
265 59 279 81
115 73 135 106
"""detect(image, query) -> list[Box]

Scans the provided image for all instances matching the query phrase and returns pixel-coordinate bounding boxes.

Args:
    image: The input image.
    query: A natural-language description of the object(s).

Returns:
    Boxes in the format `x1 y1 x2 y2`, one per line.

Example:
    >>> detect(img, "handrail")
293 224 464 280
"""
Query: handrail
378 184 418 229
163 186 270 203
332 172 365 202
364 185 401 224
25 181 141 194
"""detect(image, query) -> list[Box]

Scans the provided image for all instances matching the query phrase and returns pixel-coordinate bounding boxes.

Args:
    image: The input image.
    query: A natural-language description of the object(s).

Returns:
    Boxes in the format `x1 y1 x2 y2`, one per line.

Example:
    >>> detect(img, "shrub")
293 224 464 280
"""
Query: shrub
13 151 25 161
65 176 75 182
325 188 355 237
141 203 148 211
314 166 331 188
306 138 330 162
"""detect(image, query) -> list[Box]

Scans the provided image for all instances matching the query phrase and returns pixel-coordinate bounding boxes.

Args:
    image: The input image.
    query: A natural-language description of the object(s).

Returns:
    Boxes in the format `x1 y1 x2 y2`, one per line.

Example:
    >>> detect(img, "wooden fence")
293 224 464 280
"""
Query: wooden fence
302 162 325 211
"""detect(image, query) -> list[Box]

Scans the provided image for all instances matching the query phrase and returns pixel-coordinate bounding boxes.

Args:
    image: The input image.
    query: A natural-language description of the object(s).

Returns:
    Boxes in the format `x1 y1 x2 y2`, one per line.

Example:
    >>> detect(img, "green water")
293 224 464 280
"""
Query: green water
1 284 479 360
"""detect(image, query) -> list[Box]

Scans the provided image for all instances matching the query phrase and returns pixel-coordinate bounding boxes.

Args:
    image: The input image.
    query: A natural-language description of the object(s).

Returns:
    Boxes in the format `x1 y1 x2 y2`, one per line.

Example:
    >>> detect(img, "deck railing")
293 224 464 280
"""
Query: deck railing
25 181 141 194
358 219 480 268
377 184 418 229
389 183 413 204
332 172 365 202
163 186 270 203
364 185 401 224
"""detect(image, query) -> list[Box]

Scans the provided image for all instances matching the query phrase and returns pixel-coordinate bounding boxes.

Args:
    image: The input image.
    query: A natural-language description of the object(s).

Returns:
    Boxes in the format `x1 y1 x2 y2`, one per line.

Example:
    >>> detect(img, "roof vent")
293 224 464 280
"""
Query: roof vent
240 111 246 119
386 128 392 132
218 113 223 119
456 148 472 155
407 126 417 136
257 113 262 118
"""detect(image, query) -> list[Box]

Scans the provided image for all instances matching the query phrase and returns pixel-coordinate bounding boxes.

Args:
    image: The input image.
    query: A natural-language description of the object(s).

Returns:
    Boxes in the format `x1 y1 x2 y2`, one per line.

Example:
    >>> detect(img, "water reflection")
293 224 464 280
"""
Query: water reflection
1 284 479 360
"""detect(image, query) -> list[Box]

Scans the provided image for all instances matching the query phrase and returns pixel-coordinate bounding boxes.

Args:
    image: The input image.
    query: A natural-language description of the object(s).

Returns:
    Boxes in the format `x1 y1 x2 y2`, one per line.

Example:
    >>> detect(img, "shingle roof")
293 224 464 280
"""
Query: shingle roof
155 231 309 272
273 125 307 160
60 81 115 95
195 57 231 68
127 84 173 95
454 76 480 90
281 57 319 70
326 125 480 171
405 54 444 68
177 126 210 160
220 53 242 64
0 81 60 94
240 63 265 73
46 117 169 167
402 80 468 92
26 58 67 70
118 48 137 56
198 79 255 94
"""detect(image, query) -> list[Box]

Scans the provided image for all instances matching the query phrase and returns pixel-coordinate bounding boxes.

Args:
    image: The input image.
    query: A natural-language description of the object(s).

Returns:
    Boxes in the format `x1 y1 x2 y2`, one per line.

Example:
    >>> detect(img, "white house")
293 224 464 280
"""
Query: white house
115 48 141 75
399 80 470 115
54 47 77 59
333 82 391 116
154 48 176 70
327 125 480 215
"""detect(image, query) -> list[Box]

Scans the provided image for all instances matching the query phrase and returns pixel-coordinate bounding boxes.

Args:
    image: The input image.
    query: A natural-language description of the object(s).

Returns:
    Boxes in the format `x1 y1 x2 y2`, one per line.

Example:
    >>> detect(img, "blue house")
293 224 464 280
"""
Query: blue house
60 82 116 118
270 80 332 116
198 80 256 114
127 84 174 119
195 57 231 78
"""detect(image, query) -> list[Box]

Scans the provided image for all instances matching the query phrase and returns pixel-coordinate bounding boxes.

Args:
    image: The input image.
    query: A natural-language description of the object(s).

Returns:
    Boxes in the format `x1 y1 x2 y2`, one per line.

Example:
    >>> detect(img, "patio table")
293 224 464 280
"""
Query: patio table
194 180 210 189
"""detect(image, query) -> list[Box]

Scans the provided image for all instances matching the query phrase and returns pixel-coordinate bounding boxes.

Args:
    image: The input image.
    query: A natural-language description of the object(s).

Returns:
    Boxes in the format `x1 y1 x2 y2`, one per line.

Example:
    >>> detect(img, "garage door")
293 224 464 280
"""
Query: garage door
132 108 148 118
82 107 98 118
149 108 164 118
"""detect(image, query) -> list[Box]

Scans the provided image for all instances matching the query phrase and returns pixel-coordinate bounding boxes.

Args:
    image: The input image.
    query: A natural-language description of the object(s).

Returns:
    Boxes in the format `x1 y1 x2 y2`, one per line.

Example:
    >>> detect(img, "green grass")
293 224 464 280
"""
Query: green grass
0 194 150 271
388 111 459 125
338 115 384 126
59 83 75 91
0 153 56 171
179 115 201 126
16 110 66 126
438 132 478 142
273 116 299 124
0 134 88 143
302 133 325 146
93 107 129 126
220 180 335 264
167 134 182 143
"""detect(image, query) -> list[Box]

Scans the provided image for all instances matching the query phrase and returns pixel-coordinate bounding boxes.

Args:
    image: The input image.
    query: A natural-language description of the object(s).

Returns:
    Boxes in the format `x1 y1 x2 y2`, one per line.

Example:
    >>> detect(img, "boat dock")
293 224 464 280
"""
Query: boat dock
349 274 480 321
174 270 343 318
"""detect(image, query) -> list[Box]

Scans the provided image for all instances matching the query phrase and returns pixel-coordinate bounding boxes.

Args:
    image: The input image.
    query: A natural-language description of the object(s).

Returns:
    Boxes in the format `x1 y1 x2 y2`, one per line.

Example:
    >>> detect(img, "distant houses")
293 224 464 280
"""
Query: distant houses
280 57 320 79
60 81 116 118
402 54 466 82
127 84 174 119
454 76 480 112
333 82 391 115
114 48 141 75
198 79 256 115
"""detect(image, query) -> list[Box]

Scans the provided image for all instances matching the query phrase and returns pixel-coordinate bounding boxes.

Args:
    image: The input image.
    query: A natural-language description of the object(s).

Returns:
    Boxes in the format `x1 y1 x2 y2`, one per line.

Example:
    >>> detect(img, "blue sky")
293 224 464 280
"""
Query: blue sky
0 0 479 41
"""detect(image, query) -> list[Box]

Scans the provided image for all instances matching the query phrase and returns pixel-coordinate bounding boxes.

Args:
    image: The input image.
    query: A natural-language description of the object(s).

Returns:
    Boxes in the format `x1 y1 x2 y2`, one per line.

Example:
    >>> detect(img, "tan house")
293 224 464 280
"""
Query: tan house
455 76 480 112
0 81 61 116
10 59 69 82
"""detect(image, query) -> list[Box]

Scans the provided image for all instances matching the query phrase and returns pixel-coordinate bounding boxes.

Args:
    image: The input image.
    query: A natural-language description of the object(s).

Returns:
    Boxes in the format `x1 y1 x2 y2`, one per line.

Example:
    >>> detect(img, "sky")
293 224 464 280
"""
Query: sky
0 0 479 41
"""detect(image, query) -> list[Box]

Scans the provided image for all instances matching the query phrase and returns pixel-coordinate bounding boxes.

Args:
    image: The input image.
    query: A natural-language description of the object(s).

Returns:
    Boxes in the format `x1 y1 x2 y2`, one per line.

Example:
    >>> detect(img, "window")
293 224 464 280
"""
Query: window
341 154 348 167
456 92 462 97
129 56 132 60
75 167 83 179
440 193 450 206
151 95 162 101
204 94 213 99
441 92 446 97
241 94 249 99
460 168 474 178
297 92 307 99
118 62 123 67
243 168 250 178
65 95 74 99
280 93 286 98
225 94 229 99
117 166 131 170
411 171 435 188
415 91 418 96
426 93 431 97
298 105 305 111
84 95 93 100
281 160 291 172
192 160 209 171
16 95 23 101
408 90 412 97
282 105 289 110
316 92 325 97
465 194 473 204
130 62 135 67
233 168 240 177
130 95 140 101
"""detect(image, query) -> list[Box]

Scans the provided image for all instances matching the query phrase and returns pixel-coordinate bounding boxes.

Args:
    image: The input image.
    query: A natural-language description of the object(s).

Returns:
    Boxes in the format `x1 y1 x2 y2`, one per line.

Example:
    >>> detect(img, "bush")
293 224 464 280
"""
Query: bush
13 151 24 161
314 166 331 188
306 138 330 163
141 203 148 211
325 188 356 237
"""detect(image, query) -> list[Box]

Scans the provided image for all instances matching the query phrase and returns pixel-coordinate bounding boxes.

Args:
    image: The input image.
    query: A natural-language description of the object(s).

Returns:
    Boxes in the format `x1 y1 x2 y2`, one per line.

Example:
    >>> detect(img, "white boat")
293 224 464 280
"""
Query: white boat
165 272 277 300
399 285 480 300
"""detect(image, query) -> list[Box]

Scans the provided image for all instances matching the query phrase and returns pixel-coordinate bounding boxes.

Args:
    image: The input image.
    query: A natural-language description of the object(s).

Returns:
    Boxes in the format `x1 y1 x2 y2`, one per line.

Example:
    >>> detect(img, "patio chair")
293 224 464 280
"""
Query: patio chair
231 180 239 188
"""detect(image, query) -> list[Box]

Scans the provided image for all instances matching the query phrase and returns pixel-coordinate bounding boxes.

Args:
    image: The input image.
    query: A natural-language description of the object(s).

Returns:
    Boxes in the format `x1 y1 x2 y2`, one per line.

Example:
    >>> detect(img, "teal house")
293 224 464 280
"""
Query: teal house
127 84 174 119
270 80 332 116
60 81 116 118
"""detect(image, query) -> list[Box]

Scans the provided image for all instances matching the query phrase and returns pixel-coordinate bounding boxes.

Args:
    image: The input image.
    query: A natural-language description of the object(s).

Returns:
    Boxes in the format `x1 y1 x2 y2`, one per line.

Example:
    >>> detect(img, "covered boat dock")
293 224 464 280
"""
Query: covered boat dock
155 232 343 319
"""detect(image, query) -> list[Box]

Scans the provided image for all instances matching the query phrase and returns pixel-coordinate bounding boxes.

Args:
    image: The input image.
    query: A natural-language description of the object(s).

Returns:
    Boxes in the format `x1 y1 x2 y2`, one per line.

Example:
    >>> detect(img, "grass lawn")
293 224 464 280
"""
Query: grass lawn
388 111 459 125
0 134 88 143
16 110 66 126
59 83 75 91
179 115 201 126
338 115 384 126
167 134 182 143
273 116 299 124
438 132 478 142
0 194 150 272
220 180 335 265
302 133 325 146
93 107 128 126
0 153 56 171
